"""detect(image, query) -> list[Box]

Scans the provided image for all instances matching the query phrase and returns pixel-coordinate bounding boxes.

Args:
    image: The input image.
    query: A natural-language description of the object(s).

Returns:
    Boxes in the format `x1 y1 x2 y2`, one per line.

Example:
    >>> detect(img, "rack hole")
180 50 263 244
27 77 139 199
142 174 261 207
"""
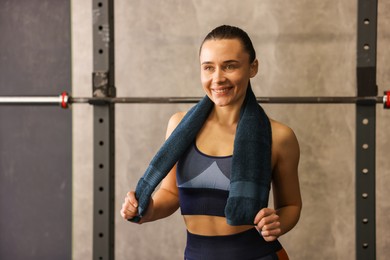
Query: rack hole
99 49 104 54
363 44 370 51
99 210 104 215
99 164 104 169
362 143 369 150
362 168 369 174
364 19 370 25
98 2 103 7
362 218 368 224
99 186 104 192
99 141 104 146
362 118 369 125
99 233 104 238
362 193 368 199
362 243 369 249
99 118 104 123
99 25 103 31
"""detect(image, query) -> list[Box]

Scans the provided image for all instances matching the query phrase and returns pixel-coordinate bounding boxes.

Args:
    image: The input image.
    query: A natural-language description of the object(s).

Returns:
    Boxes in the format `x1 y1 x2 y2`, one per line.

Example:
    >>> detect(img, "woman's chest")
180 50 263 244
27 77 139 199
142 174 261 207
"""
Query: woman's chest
196 124 235 157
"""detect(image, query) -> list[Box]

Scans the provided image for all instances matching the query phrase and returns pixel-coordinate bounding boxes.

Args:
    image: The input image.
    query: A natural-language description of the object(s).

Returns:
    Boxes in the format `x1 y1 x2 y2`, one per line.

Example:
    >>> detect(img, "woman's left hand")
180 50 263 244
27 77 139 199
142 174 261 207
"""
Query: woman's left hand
254 208 281 242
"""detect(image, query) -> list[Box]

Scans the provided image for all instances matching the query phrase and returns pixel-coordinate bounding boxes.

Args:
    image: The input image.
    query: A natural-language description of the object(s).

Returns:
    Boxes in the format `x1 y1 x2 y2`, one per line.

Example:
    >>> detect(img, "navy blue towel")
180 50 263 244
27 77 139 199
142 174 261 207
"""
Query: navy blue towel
130 86 272 225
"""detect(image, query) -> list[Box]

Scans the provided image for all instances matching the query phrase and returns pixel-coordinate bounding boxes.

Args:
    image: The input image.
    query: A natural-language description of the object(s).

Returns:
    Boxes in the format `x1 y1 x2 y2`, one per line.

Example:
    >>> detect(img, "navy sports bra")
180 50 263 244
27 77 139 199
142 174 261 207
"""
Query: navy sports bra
176 142 232 217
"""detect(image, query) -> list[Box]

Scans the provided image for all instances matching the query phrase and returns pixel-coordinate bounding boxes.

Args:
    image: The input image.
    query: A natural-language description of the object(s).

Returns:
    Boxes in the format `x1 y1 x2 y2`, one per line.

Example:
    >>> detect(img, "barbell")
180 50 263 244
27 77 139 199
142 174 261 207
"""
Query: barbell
0 91 389 109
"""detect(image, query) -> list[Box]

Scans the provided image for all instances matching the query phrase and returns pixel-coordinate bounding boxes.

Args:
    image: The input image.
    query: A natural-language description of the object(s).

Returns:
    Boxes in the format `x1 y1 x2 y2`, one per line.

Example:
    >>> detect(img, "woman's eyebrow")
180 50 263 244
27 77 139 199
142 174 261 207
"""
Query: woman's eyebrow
223 60 239 64
201 60 239 65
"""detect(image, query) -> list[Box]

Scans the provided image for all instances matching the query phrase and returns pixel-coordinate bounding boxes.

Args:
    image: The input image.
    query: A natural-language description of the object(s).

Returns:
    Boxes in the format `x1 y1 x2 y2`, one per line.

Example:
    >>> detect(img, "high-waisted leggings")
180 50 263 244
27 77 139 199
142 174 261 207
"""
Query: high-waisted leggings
184 228 289 260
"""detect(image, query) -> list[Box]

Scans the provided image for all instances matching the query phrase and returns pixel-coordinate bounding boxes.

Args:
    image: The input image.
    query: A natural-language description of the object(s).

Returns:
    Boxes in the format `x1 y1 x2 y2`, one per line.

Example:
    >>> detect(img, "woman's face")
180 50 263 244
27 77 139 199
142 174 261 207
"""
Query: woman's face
199 38 258 108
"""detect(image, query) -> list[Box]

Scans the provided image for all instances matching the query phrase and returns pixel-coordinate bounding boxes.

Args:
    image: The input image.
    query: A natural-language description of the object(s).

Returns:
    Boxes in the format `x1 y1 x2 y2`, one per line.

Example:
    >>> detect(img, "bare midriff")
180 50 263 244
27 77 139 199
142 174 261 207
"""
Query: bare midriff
183 215 255 236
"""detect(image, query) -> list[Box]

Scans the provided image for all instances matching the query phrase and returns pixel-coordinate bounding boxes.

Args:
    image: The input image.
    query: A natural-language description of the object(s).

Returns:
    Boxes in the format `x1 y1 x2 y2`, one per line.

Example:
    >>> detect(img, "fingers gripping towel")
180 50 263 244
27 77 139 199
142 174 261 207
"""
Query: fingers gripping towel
129 86 272 225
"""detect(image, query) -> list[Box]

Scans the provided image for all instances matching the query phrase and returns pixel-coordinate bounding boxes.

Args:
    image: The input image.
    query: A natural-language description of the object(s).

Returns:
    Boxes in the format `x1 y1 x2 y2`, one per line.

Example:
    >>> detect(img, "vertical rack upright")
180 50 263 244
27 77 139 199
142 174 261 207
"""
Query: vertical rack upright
356 0 377 259
92 1 116 260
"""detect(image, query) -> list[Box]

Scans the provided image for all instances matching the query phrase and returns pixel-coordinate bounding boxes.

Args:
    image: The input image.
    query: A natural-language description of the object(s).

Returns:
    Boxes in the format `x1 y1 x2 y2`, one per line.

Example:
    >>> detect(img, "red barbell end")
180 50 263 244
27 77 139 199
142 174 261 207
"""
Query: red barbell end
385 91 390 109
60 92 69 109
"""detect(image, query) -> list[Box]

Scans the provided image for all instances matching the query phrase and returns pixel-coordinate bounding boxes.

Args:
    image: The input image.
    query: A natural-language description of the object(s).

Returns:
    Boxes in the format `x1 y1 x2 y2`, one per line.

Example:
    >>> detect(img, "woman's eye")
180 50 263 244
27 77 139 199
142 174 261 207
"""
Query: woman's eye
225 64 235 71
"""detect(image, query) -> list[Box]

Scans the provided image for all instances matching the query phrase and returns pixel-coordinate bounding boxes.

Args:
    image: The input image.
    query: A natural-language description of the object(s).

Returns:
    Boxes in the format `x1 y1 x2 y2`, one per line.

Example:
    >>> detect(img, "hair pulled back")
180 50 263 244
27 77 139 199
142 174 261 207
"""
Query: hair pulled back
200 25 256 63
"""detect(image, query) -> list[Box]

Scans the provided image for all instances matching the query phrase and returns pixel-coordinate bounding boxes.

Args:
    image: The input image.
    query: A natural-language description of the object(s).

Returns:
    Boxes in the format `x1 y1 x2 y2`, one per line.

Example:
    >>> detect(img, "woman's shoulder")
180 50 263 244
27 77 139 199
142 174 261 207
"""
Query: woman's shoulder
165 111 187 138
269 118 299 147
169 111 187 123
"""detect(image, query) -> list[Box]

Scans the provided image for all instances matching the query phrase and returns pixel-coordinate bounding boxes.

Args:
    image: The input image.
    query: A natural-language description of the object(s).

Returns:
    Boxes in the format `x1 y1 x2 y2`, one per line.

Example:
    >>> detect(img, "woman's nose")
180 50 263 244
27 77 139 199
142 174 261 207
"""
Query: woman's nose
213 68 226 83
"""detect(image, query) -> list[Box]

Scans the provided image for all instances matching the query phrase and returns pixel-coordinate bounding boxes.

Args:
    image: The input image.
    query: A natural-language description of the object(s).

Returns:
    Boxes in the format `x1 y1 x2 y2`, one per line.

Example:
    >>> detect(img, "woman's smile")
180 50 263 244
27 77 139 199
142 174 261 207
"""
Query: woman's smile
212 86 233 95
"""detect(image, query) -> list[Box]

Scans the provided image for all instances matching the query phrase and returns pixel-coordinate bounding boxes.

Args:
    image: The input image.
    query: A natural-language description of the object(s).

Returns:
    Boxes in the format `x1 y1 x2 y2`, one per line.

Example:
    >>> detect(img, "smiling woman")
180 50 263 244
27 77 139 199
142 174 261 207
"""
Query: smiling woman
200 39 258 108
121 25 301 260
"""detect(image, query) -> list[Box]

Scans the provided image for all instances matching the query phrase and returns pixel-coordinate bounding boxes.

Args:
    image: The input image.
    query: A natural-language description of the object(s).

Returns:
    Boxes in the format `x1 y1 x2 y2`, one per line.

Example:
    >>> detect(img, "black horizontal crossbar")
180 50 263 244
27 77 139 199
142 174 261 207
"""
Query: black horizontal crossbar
75 96 384 105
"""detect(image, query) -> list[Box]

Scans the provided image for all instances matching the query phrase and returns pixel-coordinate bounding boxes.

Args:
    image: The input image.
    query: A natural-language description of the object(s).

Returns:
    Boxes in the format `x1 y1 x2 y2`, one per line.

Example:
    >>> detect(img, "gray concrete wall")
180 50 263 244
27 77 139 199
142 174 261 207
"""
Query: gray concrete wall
0 1 72 259
72 1 390 259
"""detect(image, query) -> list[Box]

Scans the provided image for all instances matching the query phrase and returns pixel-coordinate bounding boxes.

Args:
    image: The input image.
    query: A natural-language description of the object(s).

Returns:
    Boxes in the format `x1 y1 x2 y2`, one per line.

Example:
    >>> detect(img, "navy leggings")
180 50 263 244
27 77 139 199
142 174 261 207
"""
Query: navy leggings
184 228 283 260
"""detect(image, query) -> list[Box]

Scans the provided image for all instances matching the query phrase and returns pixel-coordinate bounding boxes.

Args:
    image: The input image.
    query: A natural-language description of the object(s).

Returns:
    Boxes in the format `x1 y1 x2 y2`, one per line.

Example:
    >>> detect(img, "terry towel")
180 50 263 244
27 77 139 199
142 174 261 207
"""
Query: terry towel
130 86 272 225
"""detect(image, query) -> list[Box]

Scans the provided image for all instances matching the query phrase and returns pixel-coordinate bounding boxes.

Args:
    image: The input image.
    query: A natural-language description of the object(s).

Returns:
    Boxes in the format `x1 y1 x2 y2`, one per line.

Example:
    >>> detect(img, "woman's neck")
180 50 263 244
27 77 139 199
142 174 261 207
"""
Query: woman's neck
210 104 241 126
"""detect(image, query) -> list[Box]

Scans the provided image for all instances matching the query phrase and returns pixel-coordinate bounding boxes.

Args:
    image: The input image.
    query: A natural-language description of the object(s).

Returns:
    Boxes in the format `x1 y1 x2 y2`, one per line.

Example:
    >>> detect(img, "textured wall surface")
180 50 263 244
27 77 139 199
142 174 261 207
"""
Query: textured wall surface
72 1 390 259
0 1 72 259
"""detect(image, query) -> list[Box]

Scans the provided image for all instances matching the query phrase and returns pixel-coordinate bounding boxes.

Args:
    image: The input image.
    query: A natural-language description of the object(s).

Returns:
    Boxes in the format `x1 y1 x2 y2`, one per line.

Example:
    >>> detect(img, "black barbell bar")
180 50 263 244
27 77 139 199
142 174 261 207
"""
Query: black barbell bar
0 91 389 108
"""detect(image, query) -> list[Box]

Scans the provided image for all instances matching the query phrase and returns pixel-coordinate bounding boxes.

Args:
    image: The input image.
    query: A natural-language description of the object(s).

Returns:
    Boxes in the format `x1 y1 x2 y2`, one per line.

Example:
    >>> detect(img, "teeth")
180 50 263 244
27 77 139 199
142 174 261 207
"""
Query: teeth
213 88 230 93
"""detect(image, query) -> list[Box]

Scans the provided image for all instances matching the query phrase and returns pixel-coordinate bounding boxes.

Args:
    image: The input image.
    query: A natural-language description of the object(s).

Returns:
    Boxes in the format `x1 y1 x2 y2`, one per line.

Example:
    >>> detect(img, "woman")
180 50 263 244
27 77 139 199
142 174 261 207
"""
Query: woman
121 25 302 260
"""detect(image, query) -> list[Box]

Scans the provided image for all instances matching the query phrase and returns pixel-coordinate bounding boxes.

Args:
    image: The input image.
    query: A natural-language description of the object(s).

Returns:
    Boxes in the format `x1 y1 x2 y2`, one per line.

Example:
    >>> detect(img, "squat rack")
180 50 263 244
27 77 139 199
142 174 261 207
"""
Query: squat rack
0 0 385 259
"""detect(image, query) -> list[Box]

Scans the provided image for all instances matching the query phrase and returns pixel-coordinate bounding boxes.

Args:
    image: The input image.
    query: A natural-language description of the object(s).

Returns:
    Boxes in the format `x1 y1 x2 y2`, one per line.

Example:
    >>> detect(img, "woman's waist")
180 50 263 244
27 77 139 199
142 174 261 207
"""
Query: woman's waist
184 226 283 260
183 215 254 236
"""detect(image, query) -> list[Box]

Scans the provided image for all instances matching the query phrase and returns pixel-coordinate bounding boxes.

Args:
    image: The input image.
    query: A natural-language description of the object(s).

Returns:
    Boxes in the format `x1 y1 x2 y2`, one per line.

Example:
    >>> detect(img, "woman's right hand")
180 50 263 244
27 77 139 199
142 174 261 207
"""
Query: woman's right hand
120 191 140 221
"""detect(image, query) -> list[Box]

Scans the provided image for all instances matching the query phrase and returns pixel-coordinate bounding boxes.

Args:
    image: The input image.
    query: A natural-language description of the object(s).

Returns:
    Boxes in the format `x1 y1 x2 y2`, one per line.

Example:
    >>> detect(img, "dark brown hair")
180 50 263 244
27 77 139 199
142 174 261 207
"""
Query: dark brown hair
200 25 256 63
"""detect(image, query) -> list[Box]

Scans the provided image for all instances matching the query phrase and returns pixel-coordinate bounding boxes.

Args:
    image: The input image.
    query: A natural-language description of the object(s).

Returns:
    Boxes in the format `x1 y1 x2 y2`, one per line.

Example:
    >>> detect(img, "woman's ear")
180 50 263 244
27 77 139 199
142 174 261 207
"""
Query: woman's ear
250 59 259 78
